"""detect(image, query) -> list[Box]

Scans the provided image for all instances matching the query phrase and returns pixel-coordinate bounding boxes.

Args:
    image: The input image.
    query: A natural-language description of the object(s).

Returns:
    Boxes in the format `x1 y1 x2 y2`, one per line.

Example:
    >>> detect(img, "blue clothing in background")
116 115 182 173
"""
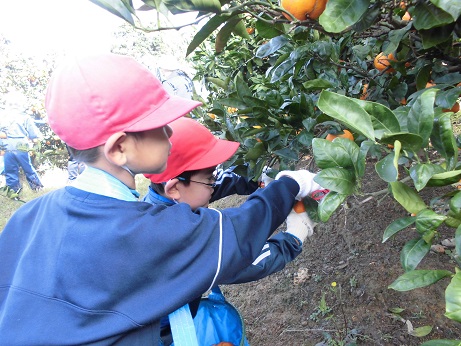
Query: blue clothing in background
1 109 43 191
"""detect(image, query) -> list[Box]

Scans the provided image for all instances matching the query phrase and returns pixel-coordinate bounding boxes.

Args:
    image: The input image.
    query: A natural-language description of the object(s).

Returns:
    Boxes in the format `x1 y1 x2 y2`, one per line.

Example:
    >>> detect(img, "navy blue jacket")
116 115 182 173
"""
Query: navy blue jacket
0 177 298 345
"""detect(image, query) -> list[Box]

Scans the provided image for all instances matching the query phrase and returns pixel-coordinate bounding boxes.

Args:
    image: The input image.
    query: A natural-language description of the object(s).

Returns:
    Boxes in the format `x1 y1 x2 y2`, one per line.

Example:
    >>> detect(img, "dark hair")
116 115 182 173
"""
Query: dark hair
67 146 101 164
66 133 143 163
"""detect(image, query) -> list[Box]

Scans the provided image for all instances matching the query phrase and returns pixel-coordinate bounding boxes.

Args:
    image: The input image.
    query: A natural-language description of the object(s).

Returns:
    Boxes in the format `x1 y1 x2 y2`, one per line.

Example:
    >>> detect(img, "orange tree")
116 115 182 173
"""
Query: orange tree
92 0 461 341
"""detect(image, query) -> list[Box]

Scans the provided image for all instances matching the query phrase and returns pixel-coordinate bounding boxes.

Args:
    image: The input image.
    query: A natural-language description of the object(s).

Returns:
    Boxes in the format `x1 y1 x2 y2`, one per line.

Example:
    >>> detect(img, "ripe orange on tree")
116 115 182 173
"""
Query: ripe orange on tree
373 52 397 73
246 27 255 34
402 11 411 21
293 200 306 213
443 102 460 113
280 0 328 21
326 129 354 142
360 83 368 100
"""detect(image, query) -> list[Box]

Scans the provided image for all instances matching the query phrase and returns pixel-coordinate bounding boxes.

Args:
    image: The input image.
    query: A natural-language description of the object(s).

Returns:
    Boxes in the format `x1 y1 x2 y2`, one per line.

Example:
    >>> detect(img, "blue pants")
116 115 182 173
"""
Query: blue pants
4 150 43 192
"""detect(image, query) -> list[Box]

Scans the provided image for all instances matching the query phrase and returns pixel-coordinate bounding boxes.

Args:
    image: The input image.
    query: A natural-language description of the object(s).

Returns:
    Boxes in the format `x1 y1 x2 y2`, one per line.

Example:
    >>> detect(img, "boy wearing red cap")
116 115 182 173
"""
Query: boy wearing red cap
0 53 321 345
143 117 317 344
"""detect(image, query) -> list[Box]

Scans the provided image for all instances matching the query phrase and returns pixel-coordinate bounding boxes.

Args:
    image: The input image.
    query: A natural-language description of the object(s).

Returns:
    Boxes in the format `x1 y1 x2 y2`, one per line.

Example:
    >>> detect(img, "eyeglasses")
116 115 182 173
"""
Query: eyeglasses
176 176 217 188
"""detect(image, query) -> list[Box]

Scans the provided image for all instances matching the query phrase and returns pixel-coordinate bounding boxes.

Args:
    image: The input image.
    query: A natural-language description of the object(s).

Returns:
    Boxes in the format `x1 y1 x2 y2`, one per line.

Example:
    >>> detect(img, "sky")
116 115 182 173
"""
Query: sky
0 0 202 57
0 0 125 56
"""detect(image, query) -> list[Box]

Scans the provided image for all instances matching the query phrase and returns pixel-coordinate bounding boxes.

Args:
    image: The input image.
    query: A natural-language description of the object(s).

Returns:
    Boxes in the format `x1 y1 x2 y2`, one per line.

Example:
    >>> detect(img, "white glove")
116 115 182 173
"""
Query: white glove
285 209 316 245
275 170 322 200
259 166 275 188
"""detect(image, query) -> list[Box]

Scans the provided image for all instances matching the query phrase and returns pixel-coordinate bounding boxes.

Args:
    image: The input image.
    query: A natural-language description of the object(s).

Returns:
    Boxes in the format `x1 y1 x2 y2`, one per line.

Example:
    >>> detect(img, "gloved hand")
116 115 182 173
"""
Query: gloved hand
275 170 322 200
285 202 316 245
258 166 275 188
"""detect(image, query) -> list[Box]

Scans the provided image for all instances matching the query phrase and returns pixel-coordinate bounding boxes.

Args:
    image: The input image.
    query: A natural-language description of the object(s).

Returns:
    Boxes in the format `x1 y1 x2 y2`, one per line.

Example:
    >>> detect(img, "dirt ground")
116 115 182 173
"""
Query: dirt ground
210 159 461 346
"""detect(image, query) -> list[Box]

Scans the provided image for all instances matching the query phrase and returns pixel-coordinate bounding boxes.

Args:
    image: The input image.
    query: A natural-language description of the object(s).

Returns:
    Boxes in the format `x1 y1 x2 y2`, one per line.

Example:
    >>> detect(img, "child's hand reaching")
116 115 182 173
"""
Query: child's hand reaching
275 170 322 200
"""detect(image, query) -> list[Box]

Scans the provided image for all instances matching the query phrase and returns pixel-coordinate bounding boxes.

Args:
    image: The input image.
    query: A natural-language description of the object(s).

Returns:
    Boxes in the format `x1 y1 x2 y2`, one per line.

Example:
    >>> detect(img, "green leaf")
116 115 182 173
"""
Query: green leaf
375 153 398 183
409 325 433 337
167 0 222 13
431 0 461 21
389 270 452 291
430 113 458 170
427 170 461 187
314 168 355 195
407 88 437 147
352 99 400 139
270 59 296 83
401 238 431 272
234 75 252 102
319 0 369 33
302 79 334 91
206 77 228 90
419 24 455 49
317 91 375 141
409 164 446 191
421 340 461 346
446 272 461 322
255 19 285 39
232 18 250 39
255 35 289 58
413 1 455 30
312 138 353 169
390 181 427 214
215 16 242 53
89 0 135 25
380 132 423 152
384 24 412 55
415 209 447 233
456 226 461 261
318 191 348 222
186 14 230 56
382 216 416 243
273 147 298 160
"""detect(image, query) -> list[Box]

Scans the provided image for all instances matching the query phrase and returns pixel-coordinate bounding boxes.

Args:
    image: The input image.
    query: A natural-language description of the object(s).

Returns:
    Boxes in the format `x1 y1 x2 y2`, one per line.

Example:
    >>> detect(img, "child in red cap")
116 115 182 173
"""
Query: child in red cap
0 53 321 345
144 117 316 345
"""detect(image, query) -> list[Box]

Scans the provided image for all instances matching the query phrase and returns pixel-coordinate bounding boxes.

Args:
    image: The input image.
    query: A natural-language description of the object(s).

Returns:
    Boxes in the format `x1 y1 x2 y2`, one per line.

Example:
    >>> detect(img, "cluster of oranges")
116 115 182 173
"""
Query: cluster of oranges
280 0 328 21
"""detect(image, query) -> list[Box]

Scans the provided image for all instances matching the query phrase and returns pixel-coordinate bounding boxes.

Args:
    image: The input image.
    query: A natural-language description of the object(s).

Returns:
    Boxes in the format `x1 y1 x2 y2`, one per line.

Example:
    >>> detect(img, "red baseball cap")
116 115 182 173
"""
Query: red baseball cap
45 53 202 150
145 117 240 183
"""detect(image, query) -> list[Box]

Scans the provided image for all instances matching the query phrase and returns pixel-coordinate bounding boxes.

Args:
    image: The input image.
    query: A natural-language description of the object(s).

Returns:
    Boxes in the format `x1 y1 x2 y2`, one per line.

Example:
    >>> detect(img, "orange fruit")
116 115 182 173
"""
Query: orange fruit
360 83 368 100
400 1 406 10
246 27 255 34
402 11 411 21
326 129 354 142
280 0 328 21
293 200 306 213
399 98 407 105
373 52 396 73
443 102 460 113
426 81 436 88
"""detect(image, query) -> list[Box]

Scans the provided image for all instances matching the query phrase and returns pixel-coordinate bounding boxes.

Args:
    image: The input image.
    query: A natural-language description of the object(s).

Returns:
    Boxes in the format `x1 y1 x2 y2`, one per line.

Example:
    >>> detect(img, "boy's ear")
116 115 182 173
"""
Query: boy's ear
103 132 129 166
164 179 181 200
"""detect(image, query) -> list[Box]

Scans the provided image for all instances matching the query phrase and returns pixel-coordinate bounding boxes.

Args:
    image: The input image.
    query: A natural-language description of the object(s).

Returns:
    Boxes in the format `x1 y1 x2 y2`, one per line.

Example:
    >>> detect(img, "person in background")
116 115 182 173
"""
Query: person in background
154 55 195 100
0 91 43 193
143 117 317 345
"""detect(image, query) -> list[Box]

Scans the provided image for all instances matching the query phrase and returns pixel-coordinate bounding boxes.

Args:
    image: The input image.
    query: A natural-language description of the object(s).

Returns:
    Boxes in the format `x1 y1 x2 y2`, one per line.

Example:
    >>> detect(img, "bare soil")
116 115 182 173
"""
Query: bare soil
210 159 461 345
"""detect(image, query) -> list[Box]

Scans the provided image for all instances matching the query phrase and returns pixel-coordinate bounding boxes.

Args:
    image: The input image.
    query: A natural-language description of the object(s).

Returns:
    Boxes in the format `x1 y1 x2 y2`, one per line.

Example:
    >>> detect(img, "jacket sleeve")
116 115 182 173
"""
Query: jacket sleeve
210 167 259 202
218 232 302 284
